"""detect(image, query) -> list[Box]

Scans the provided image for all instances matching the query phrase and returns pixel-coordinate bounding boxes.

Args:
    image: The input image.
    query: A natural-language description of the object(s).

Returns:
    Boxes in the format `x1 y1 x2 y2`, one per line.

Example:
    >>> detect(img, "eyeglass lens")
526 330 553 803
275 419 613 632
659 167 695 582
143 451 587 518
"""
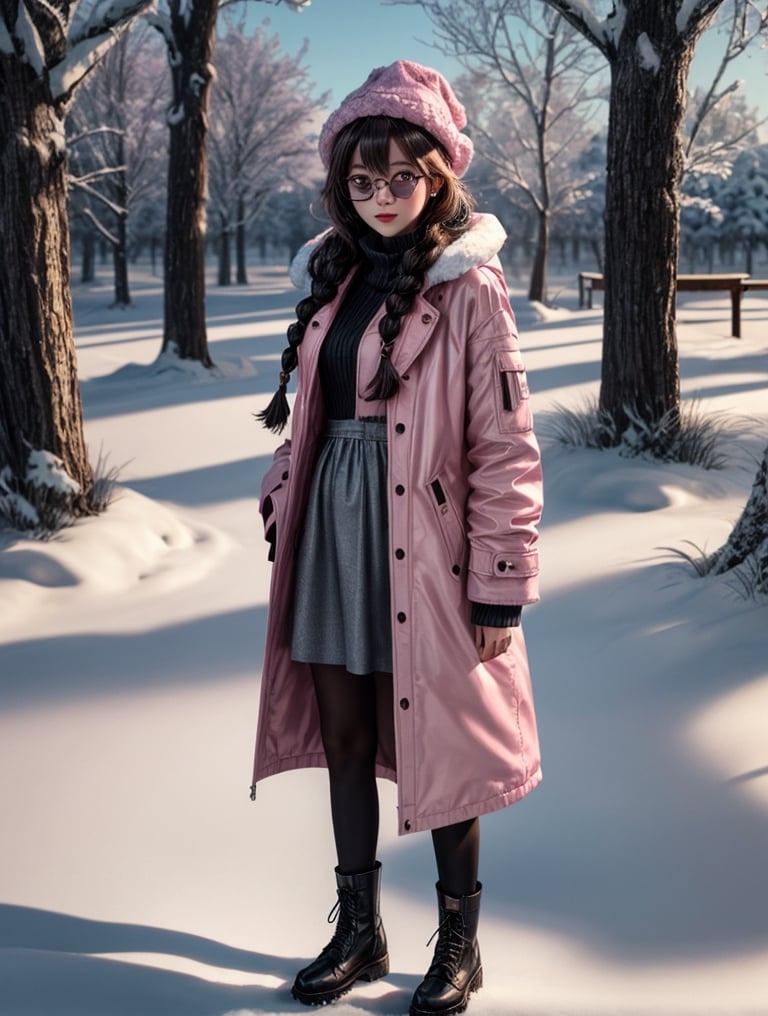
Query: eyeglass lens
347 173 423 201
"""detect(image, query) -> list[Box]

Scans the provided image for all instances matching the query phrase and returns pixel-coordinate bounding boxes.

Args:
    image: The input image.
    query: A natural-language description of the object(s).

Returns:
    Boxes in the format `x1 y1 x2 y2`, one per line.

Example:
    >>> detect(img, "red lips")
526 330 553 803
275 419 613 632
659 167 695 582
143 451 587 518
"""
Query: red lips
375 214 397 222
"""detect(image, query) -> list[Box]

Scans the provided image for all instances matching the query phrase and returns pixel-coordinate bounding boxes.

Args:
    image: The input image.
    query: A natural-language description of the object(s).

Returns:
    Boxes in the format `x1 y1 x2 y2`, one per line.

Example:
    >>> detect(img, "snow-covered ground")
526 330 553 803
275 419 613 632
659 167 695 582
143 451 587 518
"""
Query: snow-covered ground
1 263 767 1016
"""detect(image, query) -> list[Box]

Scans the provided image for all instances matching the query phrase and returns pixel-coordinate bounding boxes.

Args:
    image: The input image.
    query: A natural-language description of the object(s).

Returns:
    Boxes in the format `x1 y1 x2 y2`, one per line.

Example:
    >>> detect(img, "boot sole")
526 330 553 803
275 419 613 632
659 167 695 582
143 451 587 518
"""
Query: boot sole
408 964 483 1016
291 954 390 1006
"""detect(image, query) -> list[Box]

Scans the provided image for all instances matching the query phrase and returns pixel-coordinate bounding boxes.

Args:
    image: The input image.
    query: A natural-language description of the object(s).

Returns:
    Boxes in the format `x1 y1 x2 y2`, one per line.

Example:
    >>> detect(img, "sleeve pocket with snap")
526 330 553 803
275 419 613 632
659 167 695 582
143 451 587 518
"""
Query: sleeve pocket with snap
495 351 532 434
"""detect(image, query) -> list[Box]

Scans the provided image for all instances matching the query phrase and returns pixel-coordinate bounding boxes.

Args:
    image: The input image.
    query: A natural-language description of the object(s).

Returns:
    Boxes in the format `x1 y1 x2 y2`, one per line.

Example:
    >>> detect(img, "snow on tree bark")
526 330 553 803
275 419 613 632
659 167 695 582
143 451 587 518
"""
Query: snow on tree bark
708 442 768 587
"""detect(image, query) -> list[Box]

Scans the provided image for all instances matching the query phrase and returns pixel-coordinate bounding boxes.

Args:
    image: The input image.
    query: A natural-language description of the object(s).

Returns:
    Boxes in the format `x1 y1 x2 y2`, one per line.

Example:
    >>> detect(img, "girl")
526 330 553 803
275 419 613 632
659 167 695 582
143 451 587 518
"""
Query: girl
253 61 543 1016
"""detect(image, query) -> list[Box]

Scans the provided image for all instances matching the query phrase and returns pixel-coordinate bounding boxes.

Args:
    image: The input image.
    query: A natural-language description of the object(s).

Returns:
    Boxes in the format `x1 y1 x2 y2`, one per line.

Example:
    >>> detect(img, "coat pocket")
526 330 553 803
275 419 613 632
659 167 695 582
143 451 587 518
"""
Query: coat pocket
495 351 532 434
427 477 467 580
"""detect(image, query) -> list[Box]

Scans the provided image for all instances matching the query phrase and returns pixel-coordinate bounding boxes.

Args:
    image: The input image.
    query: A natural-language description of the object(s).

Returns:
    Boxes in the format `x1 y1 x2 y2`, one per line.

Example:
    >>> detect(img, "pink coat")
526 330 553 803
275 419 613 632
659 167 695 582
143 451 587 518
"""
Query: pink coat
252 214 543 834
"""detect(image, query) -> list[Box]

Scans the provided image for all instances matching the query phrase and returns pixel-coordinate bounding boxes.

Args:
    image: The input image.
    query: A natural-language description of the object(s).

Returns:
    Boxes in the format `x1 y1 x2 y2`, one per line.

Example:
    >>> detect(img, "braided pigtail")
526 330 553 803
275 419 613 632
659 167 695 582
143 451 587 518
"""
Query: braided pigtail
364 228 446 402
257 233 356 432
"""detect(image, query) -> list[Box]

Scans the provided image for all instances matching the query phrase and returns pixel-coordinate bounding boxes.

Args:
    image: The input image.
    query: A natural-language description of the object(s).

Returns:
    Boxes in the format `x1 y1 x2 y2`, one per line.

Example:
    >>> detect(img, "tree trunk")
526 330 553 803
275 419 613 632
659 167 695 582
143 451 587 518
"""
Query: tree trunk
527 207 549 302
708 443 768 585
589 237 603 271
113 224 131 307
600 5 689 438
112 143 131 307
81 230 96 283
236 195 248 284
218 227 231 286
162 0 218 366
745 240 753 275
0 59 93 513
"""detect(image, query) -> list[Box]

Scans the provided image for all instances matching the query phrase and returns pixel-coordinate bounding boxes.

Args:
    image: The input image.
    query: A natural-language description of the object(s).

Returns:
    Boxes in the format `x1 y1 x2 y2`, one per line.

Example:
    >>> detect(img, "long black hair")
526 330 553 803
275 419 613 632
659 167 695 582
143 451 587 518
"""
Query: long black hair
257 116 475 433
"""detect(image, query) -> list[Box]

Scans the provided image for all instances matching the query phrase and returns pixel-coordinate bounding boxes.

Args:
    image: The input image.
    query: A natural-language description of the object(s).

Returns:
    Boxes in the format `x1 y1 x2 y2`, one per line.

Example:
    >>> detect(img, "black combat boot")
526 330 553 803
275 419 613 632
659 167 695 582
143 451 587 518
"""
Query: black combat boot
409 883 483 1016
291 861 389 1005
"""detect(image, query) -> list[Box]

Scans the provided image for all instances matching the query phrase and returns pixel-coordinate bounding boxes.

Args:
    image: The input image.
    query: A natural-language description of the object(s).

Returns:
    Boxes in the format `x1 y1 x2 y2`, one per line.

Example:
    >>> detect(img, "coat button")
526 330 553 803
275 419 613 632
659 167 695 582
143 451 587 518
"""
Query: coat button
402 374 410 381
452 564 461 575
395 548 405 560
395 484 405 496
397 611 407 623
281 471 289 481
399 698 410 709
421 314 432 324
497 561 507 572
404 820 412 831
395 423 406 434
311 320 320 328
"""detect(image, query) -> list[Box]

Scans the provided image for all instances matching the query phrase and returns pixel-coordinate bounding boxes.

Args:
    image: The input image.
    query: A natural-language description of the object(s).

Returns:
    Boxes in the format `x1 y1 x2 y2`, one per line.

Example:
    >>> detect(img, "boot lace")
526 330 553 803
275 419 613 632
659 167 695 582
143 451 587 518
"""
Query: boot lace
322 889 358 957
425 911 468 979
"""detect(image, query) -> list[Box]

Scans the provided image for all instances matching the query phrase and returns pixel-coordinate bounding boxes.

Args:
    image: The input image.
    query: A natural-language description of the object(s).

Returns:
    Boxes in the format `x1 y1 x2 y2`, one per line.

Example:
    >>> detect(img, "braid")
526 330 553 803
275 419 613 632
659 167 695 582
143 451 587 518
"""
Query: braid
257 233 356 432
364 225 448 402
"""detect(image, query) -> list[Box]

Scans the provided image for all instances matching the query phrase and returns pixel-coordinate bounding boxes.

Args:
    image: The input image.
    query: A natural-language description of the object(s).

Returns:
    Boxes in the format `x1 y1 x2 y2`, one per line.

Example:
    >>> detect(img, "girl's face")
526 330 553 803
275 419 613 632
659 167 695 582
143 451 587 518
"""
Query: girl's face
346 139 434 238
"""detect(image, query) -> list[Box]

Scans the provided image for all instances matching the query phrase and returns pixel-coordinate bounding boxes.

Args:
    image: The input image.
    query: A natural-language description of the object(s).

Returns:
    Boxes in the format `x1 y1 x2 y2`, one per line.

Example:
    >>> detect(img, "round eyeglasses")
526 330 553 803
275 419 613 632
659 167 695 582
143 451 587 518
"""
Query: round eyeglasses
346 171 426 202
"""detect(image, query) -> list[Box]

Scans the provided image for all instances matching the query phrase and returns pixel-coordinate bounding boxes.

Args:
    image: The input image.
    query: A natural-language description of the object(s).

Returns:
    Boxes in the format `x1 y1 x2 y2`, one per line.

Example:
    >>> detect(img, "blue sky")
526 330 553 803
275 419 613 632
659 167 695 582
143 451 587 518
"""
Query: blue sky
252 0 459 105
254 0 767 120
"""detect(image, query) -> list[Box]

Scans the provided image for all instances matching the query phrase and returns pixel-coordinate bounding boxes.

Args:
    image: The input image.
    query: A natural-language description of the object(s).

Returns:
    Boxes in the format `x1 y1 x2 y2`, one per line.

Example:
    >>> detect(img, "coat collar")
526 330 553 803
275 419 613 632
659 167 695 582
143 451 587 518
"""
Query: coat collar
288 213 507 291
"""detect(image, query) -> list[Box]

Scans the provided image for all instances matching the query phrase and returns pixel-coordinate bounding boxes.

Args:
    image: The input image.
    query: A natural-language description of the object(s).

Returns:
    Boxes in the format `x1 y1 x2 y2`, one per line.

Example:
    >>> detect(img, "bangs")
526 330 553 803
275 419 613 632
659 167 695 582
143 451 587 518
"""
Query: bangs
346 117 447 174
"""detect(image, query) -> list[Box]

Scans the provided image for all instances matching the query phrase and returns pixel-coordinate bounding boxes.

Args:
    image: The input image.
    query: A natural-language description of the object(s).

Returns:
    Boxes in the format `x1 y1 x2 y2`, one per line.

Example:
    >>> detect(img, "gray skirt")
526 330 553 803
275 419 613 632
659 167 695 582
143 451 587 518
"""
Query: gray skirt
291 418 393 675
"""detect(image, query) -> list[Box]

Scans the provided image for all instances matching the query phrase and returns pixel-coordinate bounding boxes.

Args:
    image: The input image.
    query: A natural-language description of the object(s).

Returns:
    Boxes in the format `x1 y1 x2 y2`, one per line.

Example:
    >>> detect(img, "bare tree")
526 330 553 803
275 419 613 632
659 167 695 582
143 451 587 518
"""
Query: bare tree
68 25 168 306
208 23 326 286
541 0 766 441
148 0 312 367
685 1 768 174
0 0 150 529
390 0 605 302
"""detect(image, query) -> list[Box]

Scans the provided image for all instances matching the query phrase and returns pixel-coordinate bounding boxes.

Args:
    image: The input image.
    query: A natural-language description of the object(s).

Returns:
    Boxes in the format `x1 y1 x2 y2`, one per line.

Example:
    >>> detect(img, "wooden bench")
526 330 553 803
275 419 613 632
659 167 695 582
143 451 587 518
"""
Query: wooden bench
577 271 764 338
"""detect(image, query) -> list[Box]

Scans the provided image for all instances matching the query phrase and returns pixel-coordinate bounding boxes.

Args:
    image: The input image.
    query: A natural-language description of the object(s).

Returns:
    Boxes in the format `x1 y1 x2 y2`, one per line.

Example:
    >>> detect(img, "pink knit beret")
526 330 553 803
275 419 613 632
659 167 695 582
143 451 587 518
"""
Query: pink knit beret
318 60 474 177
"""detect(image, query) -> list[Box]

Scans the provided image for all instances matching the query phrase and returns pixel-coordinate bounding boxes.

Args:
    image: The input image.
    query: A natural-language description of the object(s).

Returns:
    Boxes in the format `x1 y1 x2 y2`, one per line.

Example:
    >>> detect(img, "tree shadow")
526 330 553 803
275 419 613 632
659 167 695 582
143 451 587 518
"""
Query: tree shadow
0 905 418 1016
126 457 270 508
0 605 267 709
0 903 297 1016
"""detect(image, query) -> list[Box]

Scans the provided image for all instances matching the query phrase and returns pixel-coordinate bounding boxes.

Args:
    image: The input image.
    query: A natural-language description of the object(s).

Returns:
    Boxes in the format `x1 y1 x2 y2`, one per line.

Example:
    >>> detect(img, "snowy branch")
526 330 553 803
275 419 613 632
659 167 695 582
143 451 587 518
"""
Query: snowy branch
68 0 148 45
78 206 121 245
70 164 129 185
68 125 125 147
686 2 768 158
144 10 176 54
540 0 624 57
14 0 47 75
676 0 728 41
218 0 312 8
49 0 151 102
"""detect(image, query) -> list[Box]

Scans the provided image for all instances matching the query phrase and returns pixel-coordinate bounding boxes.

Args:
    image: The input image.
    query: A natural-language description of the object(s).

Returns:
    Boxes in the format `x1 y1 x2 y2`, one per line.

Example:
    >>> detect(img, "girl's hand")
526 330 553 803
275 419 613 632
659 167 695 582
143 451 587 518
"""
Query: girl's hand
475 625 512 662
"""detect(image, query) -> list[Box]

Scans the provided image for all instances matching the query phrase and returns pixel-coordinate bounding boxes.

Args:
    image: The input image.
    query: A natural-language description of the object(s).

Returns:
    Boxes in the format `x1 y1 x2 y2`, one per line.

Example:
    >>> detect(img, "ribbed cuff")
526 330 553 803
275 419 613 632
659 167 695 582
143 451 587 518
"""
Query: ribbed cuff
470 603 522 628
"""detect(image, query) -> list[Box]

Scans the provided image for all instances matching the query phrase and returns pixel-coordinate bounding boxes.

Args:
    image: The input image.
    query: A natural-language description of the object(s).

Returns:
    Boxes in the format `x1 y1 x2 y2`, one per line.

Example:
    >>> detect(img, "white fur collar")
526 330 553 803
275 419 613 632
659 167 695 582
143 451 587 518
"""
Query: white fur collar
288 213 506 291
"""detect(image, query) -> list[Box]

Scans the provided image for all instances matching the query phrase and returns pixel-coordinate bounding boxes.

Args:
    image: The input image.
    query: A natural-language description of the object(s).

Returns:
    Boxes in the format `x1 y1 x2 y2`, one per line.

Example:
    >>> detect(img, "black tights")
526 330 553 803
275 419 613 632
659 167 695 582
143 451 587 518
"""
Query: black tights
311 663 479 895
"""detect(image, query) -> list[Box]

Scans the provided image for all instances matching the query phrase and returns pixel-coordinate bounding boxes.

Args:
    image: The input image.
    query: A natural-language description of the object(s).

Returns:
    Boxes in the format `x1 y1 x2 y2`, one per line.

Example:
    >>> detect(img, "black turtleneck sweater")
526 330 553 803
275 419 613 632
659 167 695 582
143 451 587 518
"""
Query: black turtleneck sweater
318 230 416 419
317 229 522 630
